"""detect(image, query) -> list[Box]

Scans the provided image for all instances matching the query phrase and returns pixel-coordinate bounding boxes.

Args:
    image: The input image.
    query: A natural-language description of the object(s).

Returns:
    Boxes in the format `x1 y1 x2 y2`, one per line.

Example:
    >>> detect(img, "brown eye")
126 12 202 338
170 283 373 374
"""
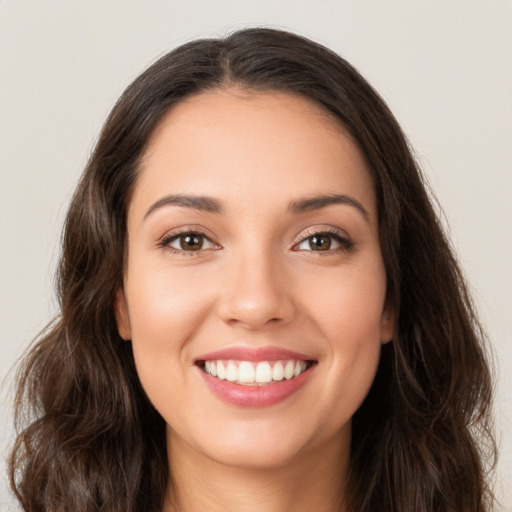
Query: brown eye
308 235 332 251
161 231 218 253
180 234 203 251
294 230 354 253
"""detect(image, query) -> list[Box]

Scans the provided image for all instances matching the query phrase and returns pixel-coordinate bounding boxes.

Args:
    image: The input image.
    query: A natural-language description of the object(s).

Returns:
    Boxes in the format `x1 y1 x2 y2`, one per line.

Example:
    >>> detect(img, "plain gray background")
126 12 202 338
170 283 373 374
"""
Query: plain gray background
1 1 511 509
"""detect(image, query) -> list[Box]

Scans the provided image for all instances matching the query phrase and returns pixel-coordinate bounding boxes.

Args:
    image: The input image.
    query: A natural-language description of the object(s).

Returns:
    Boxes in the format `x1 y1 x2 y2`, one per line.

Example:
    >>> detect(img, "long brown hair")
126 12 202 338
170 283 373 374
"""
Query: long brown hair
9 28 496 511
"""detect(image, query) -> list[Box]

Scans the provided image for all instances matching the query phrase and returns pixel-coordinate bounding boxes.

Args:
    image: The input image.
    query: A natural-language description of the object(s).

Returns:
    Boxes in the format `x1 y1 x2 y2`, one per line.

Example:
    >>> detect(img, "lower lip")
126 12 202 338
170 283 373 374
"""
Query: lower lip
198 365 315 407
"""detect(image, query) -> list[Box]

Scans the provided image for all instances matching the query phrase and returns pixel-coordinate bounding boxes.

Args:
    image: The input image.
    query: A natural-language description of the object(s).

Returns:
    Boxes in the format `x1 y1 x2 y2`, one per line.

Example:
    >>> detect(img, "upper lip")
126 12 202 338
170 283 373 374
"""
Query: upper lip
195 346 316 363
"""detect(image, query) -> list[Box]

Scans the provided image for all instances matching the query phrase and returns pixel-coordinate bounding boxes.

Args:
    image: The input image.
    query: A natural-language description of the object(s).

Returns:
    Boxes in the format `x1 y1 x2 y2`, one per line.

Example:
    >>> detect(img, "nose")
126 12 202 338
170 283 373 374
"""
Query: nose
216 250 296 331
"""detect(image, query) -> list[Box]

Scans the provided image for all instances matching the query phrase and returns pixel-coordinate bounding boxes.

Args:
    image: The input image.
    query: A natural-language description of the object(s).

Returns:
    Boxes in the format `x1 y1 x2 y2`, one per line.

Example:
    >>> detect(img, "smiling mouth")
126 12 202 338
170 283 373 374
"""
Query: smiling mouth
197 359 315 386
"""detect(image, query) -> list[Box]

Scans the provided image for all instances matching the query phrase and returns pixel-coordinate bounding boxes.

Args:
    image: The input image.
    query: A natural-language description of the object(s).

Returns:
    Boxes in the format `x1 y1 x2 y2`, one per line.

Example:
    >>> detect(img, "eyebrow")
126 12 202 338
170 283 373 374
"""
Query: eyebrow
288 194 370 222
143 192 369 222
144 194 223 220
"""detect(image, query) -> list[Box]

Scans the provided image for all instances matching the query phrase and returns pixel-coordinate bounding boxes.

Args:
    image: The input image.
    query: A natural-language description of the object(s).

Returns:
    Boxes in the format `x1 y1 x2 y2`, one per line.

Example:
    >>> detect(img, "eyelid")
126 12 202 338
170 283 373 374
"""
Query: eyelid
292 226 354 252
157 226 221 253
156 224 353 254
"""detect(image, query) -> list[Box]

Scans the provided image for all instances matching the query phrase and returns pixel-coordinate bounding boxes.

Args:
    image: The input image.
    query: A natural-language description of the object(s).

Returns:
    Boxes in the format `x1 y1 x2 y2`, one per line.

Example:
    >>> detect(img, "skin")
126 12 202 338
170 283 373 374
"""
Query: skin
115 89 394 512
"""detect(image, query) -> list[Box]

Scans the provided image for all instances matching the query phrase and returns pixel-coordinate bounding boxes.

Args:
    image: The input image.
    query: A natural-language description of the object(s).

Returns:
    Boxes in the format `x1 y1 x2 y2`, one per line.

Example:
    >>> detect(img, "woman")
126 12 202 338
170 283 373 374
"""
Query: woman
9 28 495 512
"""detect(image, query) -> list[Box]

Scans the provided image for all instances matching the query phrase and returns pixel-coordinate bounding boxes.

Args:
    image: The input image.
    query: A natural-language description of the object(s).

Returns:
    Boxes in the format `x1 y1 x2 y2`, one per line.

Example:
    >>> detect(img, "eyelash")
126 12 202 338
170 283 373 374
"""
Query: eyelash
157 230 219 255
292 228 354 254
157 228 354 255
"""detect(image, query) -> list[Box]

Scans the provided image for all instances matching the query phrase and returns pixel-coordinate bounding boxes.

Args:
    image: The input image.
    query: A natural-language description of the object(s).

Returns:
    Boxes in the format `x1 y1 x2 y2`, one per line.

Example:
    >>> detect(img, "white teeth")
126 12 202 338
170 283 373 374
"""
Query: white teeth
204 359 310 385
255 362 272 383
284 361 295 380
226 362 238 382
216 361 226 380
238 361 255 383
272 361 284 381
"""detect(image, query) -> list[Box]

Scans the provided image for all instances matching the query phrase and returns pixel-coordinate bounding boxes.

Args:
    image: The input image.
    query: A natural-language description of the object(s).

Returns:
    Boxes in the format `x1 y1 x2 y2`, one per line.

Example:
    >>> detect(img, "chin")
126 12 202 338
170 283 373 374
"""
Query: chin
205 436 309 470
180 414 349 471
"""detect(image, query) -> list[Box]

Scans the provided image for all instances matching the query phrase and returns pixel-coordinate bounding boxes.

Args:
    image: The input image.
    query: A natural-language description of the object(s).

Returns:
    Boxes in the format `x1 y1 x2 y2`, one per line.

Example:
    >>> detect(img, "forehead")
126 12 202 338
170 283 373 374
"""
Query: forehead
132 88 376 220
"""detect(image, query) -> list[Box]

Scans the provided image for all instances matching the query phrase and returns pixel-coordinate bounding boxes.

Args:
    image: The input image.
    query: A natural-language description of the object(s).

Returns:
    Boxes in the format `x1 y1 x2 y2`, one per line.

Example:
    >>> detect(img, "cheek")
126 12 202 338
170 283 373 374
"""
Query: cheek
299 262 386 405
127 259 214 337
302 261 387 341
125 260 216 388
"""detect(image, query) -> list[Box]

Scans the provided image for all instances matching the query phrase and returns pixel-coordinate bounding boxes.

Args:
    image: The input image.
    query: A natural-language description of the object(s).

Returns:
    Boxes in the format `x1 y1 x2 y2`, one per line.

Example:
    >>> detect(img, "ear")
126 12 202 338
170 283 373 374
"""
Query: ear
379 301 395 345
114 288 132 340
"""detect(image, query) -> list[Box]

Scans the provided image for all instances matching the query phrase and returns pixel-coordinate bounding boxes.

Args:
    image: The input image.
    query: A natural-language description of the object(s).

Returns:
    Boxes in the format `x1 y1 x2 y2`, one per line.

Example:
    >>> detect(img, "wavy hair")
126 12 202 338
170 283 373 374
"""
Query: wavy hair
9 28 496 511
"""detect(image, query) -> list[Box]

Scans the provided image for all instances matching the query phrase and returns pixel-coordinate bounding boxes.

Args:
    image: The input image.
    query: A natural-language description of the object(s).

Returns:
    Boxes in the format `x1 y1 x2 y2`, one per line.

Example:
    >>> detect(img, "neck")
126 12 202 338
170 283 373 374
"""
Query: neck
163 430 350 512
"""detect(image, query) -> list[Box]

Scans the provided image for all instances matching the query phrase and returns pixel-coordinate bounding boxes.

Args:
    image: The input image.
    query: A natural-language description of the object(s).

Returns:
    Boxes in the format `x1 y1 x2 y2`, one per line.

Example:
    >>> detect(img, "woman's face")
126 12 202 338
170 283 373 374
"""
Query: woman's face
115 89 393 469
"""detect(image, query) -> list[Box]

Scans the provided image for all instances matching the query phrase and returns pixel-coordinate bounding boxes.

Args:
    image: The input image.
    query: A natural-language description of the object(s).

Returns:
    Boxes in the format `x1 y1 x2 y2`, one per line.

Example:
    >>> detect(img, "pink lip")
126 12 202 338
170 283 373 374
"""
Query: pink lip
198 365 315 407
195 346 314 363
